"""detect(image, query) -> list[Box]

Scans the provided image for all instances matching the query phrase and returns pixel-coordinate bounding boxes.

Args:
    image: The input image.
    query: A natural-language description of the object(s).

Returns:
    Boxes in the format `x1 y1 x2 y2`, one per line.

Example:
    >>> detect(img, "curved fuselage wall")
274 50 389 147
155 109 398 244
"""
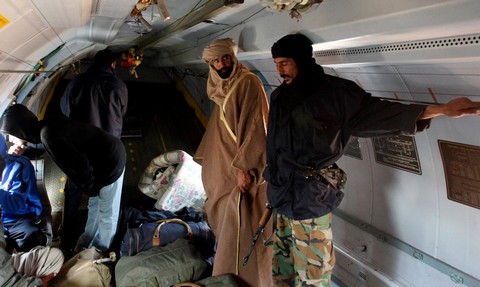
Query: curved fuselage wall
240 49 480 286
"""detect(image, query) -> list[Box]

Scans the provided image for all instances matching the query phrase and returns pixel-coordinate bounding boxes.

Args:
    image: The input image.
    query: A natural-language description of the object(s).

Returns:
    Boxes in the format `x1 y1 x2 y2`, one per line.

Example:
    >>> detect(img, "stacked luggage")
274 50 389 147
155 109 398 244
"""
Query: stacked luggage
113 150 239 286
47 150 244 286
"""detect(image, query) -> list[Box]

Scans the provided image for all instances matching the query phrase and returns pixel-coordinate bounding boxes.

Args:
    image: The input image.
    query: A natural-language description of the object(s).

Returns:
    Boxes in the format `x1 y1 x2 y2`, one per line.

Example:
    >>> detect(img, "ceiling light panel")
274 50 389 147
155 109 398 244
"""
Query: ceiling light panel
0 8 48 53
31 0 94 28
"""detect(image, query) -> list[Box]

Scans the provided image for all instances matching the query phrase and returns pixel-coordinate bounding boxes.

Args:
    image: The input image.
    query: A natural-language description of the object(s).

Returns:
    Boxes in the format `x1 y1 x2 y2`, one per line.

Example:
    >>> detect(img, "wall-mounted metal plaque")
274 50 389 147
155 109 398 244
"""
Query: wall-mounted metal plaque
344 137 363 160
438 140 480 209
372 135 421 175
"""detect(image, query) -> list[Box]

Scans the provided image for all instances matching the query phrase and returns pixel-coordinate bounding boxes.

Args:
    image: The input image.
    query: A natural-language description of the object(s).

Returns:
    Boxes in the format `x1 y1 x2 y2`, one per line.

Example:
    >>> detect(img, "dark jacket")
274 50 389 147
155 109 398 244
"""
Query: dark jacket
62 64 128 138
264 64 430 220
0 105 126 197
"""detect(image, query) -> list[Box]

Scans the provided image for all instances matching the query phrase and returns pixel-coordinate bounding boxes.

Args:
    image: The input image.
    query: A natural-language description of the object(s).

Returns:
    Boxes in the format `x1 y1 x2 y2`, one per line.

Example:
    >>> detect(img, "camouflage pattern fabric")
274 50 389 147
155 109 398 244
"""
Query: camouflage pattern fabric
272 213 335 287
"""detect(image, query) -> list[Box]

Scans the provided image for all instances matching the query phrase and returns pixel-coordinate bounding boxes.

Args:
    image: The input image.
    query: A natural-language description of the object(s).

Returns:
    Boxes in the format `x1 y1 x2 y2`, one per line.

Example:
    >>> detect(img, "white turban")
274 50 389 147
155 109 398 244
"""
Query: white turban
202 38 238 64
202 38 250 106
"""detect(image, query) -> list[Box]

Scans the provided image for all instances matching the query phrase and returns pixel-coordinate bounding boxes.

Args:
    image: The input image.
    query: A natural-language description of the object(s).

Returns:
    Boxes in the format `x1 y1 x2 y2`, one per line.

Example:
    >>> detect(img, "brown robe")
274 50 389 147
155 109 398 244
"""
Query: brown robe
195 67 272 287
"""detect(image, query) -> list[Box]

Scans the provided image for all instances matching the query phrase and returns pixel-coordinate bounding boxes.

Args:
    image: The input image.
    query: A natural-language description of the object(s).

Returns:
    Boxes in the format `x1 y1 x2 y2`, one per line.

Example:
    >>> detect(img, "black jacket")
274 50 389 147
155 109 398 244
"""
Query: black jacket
62 64 128 138
0 105 126 197
264 64 429 220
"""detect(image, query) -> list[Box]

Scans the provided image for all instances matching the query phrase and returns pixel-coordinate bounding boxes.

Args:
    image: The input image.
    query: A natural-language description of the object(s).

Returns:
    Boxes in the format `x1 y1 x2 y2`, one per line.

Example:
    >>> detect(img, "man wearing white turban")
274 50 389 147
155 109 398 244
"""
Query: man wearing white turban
195 38 273 286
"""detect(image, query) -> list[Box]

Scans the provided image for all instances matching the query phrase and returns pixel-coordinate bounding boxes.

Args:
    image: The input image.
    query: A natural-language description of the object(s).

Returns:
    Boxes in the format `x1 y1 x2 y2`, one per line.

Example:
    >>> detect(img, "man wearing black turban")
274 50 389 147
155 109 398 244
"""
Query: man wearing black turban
264 33 480 286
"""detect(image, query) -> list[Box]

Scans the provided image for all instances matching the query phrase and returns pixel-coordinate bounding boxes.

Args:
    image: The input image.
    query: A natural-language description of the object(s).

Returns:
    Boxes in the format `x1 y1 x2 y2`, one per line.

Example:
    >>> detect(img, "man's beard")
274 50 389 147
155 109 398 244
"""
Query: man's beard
216 66 233 79
280 74 293 84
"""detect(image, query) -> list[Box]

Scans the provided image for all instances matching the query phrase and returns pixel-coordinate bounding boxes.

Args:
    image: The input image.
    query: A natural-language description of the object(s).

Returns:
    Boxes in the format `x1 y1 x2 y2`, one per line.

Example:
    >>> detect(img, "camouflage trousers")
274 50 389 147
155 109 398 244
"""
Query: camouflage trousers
272 213 335 287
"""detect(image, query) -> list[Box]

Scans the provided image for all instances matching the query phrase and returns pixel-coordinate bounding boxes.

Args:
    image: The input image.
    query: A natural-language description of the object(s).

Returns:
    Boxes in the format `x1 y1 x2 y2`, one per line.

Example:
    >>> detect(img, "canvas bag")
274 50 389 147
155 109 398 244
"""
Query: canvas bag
49 247 112 287
173 274 243 287
115 238 208 287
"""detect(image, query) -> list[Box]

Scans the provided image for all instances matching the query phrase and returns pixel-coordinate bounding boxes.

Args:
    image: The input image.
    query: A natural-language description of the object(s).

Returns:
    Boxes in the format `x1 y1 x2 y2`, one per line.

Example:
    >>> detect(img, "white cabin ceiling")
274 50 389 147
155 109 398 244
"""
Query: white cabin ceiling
1 1 480 285
2 0 480 69
2 0 480 100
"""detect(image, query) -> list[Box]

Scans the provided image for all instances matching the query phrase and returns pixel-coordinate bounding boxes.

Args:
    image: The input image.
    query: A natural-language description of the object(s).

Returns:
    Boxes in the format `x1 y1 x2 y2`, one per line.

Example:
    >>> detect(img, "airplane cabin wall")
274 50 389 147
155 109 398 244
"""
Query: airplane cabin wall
295 43 480 287
236 5 480 283
1 0 480 286
317 36 480 282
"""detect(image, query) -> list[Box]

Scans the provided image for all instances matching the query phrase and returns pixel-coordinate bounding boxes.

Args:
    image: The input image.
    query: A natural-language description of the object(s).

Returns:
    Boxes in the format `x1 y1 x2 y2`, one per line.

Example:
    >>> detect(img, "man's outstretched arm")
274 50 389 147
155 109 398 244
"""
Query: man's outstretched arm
420 97 480 119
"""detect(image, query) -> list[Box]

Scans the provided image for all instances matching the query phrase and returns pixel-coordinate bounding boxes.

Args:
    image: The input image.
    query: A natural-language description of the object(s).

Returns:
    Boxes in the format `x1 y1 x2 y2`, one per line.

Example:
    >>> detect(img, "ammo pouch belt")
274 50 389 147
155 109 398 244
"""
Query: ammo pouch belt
280 153 347 190
304 165 347 190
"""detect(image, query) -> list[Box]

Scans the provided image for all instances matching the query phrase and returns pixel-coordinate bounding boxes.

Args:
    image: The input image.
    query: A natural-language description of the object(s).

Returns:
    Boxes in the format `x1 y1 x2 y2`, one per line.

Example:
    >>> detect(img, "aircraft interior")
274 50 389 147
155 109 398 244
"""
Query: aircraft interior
1 0 480 286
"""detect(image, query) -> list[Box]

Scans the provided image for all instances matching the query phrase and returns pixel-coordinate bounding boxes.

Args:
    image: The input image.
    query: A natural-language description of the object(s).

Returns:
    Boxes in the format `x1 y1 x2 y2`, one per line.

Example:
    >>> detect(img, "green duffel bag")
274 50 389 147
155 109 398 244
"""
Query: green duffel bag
115 238 208 287
173 274 245 287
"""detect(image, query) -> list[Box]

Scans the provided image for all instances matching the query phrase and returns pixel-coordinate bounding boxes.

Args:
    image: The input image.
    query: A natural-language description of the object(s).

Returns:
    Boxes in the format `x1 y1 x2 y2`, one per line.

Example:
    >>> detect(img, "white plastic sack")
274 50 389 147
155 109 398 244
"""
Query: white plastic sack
138 150 206 212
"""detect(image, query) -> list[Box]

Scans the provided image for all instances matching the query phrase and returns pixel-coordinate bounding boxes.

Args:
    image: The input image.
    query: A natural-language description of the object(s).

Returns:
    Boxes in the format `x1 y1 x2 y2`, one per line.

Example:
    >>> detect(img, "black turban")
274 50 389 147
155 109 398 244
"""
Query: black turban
271 33 313 65
94 49 116 66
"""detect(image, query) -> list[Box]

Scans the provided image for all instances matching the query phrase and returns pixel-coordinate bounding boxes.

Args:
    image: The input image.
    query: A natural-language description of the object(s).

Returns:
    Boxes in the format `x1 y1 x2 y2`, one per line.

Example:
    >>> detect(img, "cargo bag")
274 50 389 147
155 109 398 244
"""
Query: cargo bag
114 205 207 253
173 274 244 287
120 218 215 257
121 205 206 230
49 247 114 287
115 238 208 287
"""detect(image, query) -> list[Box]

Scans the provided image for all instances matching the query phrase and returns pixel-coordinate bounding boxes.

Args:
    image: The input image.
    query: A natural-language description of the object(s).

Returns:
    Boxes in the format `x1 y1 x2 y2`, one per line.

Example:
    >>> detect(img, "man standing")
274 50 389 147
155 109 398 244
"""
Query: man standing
60 48 128 254
61 48 128 138
264 33 480 287
0 104 127 256
195 38 272 287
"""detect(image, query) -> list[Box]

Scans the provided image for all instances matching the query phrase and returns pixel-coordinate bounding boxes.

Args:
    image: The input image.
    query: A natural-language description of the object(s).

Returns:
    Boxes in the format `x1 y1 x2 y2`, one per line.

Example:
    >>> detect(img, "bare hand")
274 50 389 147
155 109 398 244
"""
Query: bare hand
237 170 252 193
8 143 25 155
41 273 57 287
420 97 480 119
442 97 480 118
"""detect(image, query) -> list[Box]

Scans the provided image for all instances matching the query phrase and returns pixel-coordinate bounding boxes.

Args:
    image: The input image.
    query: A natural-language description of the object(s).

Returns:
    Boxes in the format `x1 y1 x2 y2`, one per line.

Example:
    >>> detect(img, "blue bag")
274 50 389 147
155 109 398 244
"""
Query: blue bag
120 218 215 257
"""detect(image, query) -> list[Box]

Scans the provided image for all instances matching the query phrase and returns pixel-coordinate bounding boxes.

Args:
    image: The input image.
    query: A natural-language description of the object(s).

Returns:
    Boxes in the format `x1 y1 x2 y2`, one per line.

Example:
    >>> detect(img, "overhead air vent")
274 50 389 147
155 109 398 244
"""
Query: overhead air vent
315 35 480 57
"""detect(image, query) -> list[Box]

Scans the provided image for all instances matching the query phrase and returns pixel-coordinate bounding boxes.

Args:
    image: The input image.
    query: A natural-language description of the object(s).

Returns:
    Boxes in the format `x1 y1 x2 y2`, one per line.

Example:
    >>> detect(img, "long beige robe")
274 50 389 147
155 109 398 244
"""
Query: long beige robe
195 70 272 287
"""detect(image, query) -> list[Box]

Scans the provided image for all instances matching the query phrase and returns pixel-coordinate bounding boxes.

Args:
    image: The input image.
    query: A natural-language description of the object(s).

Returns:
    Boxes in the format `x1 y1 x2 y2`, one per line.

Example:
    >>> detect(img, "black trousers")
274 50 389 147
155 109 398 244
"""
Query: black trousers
59 178 84 251
4 214 47 252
